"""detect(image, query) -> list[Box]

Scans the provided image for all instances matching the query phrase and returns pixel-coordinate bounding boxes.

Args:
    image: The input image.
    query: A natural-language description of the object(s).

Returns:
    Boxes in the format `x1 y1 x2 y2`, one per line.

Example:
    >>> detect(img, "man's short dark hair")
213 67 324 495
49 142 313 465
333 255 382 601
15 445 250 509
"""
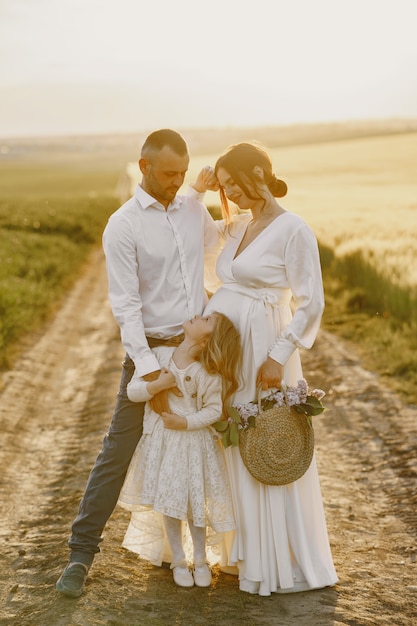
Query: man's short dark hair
141 129 188 158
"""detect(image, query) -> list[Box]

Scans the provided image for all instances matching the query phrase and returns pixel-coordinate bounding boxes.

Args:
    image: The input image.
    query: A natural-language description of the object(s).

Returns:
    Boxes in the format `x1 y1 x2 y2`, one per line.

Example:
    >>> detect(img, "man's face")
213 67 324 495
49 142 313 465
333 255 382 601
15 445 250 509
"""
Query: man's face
140 145 189 207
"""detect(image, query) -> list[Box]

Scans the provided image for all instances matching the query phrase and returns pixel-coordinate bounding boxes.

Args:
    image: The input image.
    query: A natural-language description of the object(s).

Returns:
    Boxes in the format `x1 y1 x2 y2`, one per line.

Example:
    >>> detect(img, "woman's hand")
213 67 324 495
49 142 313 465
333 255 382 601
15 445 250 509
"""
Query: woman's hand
256 357 283 390
161 411 187 430
191 166 219 193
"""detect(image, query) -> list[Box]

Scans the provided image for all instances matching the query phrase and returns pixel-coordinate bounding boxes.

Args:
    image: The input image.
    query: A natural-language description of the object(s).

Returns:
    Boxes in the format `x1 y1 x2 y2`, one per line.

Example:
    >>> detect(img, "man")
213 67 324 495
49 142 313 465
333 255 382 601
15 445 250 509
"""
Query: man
56 129 218 597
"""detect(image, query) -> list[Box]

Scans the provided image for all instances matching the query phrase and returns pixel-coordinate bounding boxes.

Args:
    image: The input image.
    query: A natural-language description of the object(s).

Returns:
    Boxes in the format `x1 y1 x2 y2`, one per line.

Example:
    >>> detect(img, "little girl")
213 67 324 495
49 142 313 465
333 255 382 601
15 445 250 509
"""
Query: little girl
118 312 241 588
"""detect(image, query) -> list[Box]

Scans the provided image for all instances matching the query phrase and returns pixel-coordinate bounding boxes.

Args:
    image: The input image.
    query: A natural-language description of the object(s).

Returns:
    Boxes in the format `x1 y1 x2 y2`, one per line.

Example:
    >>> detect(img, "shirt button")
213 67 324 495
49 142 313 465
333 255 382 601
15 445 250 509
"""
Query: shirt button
185 376 191 381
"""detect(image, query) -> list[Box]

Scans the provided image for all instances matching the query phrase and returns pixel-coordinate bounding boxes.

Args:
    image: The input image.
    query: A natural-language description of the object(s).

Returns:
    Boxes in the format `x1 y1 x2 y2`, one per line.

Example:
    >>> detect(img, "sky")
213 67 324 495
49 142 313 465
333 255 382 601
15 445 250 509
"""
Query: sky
0 0 416 137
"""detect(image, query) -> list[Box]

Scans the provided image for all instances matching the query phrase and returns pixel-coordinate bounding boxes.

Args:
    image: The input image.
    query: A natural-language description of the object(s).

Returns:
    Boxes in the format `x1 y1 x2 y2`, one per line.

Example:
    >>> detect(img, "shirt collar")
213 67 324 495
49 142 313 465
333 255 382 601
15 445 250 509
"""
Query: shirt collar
135 184 183 212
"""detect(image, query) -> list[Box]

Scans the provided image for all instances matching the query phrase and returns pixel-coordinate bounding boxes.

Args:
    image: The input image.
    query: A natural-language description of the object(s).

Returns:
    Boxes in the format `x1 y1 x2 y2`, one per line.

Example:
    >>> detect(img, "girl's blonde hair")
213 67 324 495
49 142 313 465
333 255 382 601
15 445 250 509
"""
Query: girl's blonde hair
198 312 242 417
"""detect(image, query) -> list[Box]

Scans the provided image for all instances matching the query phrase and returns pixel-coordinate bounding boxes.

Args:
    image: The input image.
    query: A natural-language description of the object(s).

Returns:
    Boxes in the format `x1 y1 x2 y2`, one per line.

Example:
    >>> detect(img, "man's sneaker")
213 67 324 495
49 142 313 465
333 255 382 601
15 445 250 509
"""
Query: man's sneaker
56 563 88 598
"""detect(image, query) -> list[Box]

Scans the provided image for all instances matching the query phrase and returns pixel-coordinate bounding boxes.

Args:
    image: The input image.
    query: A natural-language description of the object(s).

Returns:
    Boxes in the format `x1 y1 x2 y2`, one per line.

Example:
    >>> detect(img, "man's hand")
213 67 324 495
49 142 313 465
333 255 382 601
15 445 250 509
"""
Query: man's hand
142 370 160 382
256 357 283 390
161 411 187 430
154 368 176 392
191 166 219 193
144 369 182 414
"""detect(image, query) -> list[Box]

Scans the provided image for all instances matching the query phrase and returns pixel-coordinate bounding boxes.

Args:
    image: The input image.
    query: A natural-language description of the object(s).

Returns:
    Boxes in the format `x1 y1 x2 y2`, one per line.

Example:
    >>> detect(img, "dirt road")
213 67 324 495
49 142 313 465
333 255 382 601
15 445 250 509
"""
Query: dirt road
0 248 416 626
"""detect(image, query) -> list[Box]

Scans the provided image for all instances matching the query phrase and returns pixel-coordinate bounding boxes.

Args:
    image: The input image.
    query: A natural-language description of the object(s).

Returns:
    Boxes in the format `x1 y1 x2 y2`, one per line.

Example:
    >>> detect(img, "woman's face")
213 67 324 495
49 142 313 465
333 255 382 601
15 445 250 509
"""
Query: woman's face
216 166 255 211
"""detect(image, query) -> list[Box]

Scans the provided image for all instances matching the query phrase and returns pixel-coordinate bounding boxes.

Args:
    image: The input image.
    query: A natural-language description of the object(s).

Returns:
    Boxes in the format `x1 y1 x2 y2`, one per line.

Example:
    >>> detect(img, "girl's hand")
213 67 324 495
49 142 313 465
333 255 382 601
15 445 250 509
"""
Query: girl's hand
148 369 181 413
191 166 219 193
161 411 187 430
256 357 283 390
157 368 176 391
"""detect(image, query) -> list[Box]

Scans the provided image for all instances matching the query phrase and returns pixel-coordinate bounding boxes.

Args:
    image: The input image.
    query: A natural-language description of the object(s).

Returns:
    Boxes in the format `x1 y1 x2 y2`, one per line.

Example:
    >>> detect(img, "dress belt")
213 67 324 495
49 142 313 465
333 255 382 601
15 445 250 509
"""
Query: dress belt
146 334 185 348
221 283 292 305
220 283 292 359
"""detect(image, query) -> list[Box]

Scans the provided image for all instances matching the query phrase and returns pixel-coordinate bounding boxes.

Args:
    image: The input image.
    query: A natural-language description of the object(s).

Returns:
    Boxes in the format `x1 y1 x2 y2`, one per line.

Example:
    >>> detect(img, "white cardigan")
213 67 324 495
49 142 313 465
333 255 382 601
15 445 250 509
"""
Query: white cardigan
127 346 223 433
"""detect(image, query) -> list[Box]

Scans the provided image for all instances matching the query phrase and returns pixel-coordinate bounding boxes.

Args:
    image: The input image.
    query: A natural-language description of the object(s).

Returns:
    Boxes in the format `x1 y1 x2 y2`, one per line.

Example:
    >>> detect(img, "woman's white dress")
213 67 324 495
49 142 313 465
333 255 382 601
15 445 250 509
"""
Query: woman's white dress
118 346 235 567
205 211 338 595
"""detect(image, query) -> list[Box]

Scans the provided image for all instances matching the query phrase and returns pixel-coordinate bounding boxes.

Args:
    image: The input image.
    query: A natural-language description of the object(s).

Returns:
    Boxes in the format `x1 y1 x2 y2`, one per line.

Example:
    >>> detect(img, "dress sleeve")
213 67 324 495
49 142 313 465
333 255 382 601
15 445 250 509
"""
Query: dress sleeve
204 239 224 296
269 222 325 365
187 185 227 295
185 372 223 430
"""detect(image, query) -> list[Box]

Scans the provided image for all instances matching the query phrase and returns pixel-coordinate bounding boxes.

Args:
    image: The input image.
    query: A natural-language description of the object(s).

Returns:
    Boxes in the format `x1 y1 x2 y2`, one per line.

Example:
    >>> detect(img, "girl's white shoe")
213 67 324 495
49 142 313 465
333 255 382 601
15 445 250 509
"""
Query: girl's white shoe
193 563 212 587
172 565 194 587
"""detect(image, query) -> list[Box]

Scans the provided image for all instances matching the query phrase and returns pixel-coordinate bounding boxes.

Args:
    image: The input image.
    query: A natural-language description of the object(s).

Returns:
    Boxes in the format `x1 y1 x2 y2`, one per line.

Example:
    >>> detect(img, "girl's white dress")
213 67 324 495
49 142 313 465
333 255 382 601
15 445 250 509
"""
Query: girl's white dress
118 346 235 566
205 212 338 595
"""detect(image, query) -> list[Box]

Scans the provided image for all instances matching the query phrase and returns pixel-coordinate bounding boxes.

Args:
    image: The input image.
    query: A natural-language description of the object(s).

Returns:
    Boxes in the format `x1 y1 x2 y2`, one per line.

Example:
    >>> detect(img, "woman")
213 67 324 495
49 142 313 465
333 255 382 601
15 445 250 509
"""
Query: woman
203 142 338 596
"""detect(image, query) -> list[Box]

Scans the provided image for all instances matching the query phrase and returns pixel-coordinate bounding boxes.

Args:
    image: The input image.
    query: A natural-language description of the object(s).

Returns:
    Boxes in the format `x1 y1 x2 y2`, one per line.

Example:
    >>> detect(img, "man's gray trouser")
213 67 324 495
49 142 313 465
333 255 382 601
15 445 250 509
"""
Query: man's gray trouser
68 354 143 566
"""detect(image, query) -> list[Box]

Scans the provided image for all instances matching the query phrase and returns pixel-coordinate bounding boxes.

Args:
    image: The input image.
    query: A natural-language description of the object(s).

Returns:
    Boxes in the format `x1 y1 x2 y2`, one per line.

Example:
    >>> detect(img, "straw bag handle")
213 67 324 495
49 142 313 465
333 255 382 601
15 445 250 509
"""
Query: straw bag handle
257 381 289 414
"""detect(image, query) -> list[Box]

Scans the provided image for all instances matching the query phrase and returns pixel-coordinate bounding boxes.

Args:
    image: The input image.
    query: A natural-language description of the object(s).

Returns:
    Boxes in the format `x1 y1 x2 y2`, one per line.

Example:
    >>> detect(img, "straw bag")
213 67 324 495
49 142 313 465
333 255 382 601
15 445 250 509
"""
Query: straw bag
239 382 314 485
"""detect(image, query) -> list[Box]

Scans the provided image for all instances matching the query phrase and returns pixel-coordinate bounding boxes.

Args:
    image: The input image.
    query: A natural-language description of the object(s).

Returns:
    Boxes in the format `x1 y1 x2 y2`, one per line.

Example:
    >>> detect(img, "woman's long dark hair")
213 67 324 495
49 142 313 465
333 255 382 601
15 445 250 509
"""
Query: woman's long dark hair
215 142 287 223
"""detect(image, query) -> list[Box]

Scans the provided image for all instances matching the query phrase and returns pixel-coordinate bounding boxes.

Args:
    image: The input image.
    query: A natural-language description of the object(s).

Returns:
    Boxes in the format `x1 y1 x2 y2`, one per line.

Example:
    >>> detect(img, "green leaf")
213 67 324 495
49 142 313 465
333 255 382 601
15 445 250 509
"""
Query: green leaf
293 405 305 414
248 415 257 428
228 406 242 424
213 420 229 432
298 399 325 416
306 395 326 410
222 430 230 448
230 422 240 446
222 424 237 448
262 398 276 411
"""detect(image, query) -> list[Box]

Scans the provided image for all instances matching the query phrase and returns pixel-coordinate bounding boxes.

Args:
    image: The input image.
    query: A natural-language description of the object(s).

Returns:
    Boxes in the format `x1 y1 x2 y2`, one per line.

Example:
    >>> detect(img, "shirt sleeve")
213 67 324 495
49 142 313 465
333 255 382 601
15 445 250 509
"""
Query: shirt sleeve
268 222 325 365
185 372 223 430
186 185 205 203
126 372 153 403
102 214 160 377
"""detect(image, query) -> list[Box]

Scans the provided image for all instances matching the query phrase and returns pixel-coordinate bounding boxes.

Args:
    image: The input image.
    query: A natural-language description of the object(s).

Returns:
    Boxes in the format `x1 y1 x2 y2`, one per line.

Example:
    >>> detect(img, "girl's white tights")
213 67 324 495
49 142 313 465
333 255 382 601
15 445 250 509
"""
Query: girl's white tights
162 515 207 567
162 516 185 566
188 519 207 567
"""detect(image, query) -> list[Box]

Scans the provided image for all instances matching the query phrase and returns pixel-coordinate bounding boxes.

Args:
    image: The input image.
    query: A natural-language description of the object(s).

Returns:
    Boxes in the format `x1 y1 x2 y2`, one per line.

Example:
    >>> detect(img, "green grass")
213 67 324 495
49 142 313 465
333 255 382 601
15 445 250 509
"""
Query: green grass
319 244 417 323
319 244 417 403
0 159 120 368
